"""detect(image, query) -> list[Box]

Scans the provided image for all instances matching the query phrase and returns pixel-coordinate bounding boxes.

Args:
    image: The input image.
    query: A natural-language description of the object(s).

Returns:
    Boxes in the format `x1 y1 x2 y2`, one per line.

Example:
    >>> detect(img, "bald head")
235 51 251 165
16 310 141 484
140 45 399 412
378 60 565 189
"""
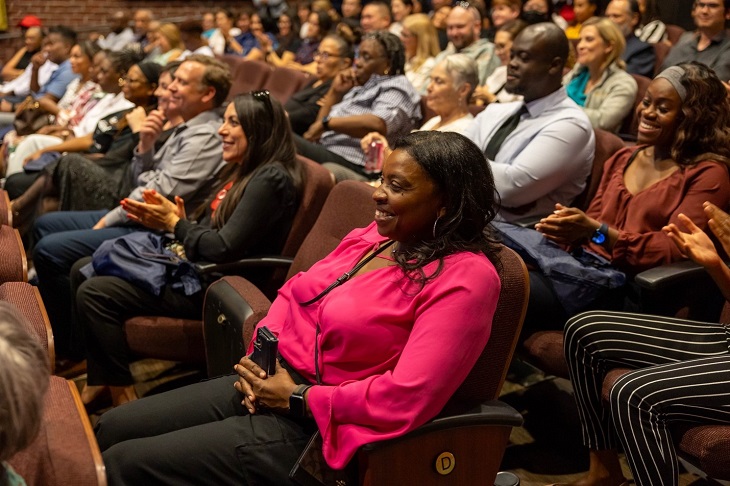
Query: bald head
522 22 568 62
505 22 568 102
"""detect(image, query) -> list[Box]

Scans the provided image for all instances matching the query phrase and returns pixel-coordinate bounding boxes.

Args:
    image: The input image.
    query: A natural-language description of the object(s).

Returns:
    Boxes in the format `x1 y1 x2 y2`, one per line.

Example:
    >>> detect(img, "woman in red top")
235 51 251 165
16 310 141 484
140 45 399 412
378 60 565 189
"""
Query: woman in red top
523 62 730 330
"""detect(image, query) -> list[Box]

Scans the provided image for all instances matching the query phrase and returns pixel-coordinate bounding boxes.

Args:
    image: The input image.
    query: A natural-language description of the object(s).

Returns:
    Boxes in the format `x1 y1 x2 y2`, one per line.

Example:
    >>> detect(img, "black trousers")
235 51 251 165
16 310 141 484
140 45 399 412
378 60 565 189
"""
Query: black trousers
72 257 203 386
96 375 317 485
565 310 730 486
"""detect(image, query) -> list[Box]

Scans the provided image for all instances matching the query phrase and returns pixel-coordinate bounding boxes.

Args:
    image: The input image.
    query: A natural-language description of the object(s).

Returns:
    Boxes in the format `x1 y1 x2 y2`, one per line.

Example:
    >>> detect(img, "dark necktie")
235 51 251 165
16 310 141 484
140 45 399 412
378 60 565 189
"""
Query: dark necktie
484 105 528 161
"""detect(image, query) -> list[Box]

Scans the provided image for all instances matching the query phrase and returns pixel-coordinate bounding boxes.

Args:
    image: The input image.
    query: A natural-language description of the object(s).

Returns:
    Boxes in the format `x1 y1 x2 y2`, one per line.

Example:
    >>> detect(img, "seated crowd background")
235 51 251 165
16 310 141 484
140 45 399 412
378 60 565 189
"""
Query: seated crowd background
1 0 730 485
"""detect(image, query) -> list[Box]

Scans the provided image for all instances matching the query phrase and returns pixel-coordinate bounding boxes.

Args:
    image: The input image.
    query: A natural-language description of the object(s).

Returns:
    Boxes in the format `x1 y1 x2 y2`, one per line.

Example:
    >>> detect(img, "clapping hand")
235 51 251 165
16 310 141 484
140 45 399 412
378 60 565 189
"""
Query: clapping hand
535 203 598 246
121 189 186 232
664 203 730 269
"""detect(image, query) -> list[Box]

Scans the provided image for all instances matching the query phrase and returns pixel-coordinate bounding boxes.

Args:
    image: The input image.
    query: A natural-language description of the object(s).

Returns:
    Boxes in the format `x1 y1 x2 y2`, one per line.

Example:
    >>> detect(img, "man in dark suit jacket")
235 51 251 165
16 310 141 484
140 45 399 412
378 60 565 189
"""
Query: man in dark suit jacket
606 0 656 78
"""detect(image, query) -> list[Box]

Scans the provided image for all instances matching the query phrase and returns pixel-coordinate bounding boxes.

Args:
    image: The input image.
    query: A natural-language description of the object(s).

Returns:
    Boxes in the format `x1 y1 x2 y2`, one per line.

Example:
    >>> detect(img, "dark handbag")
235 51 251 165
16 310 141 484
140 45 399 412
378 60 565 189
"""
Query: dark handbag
13 96 53 136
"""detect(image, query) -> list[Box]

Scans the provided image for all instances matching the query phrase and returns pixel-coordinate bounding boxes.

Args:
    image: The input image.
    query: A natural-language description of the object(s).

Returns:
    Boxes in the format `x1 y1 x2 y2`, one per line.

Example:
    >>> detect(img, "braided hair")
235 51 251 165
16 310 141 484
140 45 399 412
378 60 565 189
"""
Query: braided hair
363 31 405 75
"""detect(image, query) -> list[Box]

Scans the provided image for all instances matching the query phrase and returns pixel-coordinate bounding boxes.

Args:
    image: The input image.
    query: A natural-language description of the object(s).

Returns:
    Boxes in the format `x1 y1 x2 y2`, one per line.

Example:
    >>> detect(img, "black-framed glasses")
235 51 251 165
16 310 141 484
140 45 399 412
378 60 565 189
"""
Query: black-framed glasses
251 90 272 114
313 50 341 61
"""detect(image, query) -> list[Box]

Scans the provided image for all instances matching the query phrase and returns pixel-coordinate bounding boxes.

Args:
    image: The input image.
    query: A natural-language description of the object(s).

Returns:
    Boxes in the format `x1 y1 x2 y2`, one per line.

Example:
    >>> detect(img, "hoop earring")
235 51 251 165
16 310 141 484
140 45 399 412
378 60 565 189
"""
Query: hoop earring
384 68 389 75
432 215 442 238
118 77 125 87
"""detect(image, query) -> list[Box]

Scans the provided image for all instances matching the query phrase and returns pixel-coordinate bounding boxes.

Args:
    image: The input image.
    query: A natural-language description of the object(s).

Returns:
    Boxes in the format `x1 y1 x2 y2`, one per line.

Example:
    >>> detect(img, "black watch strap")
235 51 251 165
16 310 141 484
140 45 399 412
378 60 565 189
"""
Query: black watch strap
289 384 313 418
321 116 330 130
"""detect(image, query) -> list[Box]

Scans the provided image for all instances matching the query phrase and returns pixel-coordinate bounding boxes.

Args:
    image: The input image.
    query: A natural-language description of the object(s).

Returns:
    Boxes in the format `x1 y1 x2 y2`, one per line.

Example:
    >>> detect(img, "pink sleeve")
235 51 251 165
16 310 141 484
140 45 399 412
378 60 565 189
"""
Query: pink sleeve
306 256 501 468
612 162 730 272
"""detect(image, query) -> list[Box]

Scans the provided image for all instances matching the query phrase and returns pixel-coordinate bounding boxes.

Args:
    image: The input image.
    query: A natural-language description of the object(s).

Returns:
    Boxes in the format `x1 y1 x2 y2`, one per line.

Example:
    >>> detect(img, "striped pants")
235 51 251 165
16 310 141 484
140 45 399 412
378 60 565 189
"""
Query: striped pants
564 310 730 486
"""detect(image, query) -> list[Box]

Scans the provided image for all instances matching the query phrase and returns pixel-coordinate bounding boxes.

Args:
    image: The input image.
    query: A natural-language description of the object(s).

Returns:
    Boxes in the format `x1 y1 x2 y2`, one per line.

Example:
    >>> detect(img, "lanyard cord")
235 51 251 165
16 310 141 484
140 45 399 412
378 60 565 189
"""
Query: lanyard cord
300 239 395 385
299 240 395 307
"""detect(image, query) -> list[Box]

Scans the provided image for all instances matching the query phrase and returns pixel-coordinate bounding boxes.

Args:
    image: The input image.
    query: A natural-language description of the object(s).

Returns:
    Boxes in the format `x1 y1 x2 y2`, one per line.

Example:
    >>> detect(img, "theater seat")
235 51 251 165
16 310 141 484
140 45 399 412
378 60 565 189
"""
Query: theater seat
0 224 28 283
124 156 334 364
0 189 12 225
202 176 529 484
264 66 312 104
227 60 272 101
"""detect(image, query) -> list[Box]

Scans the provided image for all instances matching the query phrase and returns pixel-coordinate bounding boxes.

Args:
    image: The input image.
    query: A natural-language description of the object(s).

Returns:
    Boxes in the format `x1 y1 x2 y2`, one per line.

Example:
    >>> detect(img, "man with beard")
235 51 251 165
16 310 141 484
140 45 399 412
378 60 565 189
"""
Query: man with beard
606 0 655 78
432 3 501 84
465 22 595 223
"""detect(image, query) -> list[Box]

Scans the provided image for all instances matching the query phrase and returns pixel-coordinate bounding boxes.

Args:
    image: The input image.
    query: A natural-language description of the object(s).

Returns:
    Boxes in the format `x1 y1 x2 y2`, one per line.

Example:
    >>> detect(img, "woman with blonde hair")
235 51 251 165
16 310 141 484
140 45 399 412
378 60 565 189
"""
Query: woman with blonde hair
401 13 440 94
563 16 637 132
148 23 184 65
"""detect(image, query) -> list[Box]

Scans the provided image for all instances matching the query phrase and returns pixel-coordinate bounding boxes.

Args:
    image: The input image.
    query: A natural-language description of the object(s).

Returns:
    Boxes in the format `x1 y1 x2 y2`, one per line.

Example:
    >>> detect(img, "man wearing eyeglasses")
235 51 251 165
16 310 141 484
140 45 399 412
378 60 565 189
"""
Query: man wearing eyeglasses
432 3 501 85
660 0 730 80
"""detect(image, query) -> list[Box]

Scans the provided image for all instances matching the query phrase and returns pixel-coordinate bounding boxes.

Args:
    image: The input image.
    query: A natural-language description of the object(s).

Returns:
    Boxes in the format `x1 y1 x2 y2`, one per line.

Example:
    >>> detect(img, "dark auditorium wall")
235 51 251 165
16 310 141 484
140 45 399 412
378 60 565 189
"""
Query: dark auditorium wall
0 1 253 61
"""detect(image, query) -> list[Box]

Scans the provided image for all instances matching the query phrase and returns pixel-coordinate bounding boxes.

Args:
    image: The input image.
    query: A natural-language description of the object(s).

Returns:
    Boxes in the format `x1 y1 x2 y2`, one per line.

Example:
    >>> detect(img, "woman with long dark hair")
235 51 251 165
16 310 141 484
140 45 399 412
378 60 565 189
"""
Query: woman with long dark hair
75 91 304 408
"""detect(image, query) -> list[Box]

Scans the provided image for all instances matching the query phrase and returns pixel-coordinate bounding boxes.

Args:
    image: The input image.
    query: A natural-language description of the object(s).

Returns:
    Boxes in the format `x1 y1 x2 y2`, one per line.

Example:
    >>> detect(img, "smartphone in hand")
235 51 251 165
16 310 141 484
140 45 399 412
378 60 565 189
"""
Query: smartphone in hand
250 326 278 376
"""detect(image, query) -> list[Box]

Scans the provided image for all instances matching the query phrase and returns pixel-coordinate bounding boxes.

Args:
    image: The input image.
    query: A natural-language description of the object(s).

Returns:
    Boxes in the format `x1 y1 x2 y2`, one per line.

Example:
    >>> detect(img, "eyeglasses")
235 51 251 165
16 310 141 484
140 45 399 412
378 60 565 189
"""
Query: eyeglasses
313 50 341 61
122 76 146 85
251 89 273 114
694 1 723 9
355 51 385 62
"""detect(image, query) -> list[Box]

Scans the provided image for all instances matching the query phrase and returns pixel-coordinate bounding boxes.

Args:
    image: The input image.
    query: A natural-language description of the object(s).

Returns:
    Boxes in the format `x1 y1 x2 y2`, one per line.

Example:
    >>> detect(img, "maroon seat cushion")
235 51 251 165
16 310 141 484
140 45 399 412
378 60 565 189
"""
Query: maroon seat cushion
126 316 206 363
9 377 105 486
522 330 569 378
603 368 730 480
678 426 730 479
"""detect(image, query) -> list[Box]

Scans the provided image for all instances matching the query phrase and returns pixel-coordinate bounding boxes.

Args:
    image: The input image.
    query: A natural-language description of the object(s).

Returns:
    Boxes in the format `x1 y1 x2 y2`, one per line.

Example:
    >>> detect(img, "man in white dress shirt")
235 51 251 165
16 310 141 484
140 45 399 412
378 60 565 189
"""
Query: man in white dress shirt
466 22 595 222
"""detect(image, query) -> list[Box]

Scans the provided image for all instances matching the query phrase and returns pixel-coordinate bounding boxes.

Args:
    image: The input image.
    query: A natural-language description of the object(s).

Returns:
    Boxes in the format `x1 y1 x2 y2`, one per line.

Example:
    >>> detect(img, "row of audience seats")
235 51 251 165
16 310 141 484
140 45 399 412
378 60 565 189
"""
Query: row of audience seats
217 56 313 103
0 191 27 283
1 172 530 485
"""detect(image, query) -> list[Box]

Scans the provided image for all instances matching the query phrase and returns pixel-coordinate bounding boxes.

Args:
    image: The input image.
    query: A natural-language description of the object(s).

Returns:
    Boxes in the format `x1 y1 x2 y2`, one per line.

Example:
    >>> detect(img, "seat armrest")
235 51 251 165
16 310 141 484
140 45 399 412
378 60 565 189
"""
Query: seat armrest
509 215 545 229
194 256 295 275
634 261 709 290
361 400 523 452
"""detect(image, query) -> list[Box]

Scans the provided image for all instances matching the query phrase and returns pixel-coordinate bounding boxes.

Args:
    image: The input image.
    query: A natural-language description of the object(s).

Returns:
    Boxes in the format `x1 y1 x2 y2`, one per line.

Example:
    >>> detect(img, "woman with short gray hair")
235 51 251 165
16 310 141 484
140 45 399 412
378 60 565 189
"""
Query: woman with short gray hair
362 54 478 159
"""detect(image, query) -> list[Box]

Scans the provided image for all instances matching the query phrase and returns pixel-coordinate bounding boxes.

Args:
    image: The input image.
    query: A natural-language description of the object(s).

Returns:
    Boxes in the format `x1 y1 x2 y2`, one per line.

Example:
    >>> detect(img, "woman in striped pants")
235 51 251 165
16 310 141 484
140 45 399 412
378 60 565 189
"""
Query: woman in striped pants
563 202 730 486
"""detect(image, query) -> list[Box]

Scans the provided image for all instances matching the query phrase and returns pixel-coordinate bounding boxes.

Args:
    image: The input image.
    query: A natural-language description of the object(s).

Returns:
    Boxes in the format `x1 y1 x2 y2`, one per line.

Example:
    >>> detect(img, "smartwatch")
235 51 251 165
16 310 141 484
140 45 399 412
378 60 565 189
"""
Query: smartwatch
321 115 331 130
591 223 609 245
289 384 313 418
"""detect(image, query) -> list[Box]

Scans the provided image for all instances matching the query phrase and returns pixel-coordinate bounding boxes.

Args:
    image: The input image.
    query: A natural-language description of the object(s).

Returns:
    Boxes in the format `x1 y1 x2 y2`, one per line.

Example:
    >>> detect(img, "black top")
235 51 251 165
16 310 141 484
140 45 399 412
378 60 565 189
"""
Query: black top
16 49 39 71
174 162 298 264
284 79 332 135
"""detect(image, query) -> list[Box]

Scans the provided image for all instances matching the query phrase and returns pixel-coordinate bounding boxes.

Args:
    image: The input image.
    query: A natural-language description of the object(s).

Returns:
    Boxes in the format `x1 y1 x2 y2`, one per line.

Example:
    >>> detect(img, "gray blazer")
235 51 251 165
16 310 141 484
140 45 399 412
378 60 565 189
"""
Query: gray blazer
563 62 638 133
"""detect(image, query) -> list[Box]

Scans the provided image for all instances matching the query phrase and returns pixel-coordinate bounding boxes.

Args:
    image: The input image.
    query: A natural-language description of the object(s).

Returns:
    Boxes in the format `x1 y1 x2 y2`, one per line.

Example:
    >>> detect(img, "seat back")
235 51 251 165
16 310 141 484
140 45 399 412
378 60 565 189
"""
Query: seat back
618 73 651 140
285 180 376 279
262 156 335 297
440 246 529 416
665 24 685 45
9 377 107 486
0 282 54 372
0 189 11 226
265 67 312 104
0 225 27 283
570 129 625 211
653 42 672 76
227 60 272 101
